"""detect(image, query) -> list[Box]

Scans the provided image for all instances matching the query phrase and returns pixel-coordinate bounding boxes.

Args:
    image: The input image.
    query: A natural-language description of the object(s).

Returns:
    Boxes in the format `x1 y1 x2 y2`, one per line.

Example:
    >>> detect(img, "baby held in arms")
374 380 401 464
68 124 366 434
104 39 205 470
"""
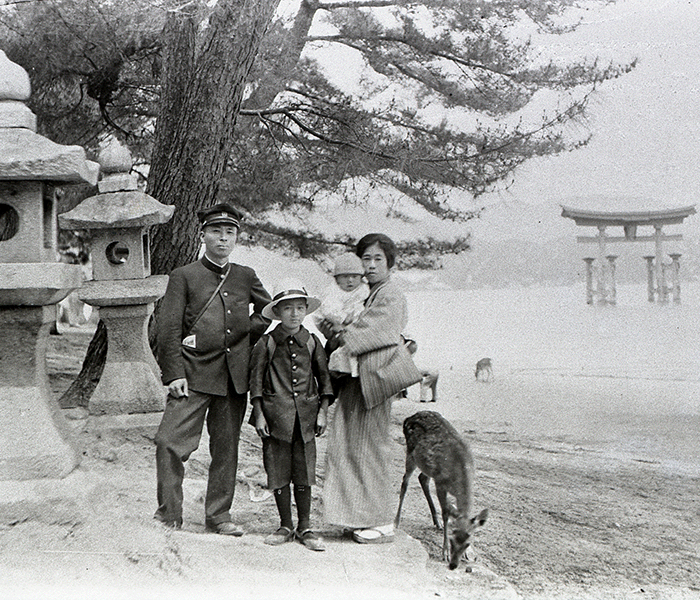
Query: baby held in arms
314 253 369 377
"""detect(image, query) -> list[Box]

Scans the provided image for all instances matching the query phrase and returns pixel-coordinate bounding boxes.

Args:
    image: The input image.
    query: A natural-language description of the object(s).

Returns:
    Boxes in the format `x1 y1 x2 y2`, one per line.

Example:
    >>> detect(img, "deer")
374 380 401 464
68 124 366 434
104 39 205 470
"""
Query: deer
475 357 493 382
394 410 488 571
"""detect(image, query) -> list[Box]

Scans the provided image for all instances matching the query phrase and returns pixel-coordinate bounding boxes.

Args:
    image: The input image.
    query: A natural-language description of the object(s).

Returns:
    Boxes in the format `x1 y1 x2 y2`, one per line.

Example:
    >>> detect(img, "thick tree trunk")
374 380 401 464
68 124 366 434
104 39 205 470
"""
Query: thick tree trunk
245 0 318 111
149 0 282 276
58 319 107 408
60 0 280 410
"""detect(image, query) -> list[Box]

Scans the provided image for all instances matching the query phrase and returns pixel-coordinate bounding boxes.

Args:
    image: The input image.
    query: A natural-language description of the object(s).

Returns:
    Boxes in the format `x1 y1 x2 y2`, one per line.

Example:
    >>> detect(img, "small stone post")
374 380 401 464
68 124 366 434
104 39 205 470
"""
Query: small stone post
59 141 173 415
0 52 98 502
583 258 595 305
668 253 681 304
643 256 655 302
606 255 618 306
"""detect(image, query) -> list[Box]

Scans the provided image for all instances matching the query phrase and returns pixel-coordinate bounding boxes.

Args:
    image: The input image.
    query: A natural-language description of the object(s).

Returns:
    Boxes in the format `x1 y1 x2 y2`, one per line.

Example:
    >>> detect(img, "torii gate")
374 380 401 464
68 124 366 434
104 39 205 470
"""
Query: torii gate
561 205 696 305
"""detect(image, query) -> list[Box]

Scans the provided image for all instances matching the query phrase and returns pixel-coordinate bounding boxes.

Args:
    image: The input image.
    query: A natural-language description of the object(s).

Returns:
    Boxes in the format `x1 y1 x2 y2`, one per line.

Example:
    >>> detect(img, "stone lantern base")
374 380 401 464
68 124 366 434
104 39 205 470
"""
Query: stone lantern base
0 305 79 480
0 468 93 524
79 277 168 415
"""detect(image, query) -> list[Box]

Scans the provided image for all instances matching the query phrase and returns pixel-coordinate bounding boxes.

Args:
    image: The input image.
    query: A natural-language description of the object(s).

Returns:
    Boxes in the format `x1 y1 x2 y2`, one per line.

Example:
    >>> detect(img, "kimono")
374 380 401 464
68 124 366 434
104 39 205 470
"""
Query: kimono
323 276 412 528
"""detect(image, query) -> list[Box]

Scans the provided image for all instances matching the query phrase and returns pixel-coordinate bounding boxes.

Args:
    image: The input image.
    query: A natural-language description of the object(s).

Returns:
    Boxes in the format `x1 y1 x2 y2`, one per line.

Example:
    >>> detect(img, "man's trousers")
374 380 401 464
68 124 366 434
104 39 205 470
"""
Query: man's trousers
154 384 247 527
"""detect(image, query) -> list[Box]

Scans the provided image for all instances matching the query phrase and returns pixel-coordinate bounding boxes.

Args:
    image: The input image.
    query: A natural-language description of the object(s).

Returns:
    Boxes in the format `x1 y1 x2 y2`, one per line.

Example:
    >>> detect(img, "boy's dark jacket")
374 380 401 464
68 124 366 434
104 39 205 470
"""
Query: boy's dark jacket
249 324 334 443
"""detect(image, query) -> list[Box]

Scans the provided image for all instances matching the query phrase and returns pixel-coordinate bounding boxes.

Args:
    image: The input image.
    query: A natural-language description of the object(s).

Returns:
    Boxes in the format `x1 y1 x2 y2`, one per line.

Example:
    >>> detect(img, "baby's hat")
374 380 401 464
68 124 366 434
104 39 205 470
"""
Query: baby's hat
334 253 364 277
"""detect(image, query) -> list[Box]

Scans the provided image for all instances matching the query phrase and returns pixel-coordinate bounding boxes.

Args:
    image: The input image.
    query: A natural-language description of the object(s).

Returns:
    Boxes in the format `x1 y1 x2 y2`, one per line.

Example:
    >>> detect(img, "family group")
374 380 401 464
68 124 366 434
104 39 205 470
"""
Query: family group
153 202 422 552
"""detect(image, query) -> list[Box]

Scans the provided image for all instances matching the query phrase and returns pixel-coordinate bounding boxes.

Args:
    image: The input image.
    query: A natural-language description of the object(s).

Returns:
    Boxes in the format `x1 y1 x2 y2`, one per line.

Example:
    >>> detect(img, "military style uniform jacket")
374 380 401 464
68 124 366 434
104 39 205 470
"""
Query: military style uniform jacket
158 256 271 396
249 324 334 444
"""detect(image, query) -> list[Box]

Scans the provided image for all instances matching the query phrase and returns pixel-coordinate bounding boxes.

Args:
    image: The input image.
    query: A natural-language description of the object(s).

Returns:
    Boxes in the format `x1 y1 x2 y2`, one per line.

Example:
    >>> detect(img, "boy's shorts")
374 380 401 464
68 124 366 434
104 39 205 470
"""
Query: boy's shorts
262 418 316 490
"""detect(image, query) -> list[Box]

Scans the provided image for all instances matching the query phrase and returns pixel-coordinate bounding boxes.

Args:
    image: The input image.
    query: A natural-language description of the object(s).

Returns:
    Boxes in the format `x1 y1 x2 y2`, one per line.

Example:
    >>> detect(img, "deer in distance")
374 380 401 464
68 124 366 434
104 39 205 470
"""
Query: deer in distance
475 357 493 382
394 410 488 571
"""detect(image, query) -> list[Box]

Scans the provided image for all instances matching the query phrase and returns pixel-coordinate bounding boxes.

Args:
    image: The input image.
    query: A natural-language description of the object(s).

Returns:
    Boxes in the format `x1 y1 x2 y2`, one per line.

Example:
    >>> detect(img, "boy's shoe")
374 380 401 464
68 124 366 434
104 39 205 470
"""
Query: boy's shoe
295 528 325 552
206 522 244 536
264 526 294 546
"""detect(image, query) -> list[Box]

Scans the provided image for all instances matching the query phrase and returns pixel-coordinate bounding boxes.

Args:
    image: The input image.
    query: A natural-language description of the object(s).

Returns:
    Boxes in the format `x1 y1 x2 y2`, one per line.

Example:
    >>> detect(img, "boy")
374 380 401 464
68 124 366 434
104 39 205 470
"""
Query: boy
155 202 271 534
249 278 334 551
313 253 369 377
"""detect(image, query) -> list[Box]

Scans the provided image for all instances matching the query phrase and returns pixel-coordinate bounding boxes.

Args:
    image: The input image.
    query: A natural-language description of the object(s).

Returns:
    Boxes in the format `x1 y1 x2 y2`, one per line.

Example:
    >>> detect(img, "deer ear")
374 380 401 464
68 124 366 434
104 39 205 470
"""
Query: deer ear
473 508 488 527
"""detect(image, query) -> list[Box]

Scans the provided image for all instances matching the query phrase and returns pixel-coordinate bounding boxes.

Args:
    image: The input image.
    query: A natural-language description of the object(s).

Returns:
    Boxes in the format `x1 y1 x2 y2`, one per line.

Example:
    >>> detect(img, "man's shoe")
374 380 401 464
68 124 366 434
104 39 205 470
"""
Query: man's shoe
207 522 244 536
154 516 182 530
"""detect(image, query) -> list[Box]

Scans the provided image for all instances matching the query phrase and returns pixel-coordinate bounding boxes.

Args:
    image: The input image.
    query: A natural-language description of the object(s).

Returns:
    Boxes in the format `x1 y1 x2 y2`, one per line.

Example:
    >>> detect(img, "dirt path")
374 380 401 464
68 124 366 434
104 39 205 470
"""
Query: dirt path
389 400 700 600
34 328 700 599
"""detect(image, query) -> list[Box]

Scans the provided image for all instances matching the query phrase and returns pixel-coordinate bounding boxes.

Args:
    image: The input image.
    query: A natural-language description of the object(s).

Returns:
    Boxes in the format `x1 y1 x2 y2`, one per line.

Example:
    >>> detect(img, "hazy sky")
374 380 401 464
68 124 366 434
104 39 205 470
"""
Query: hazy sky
487 0 700 209
284 0 700 214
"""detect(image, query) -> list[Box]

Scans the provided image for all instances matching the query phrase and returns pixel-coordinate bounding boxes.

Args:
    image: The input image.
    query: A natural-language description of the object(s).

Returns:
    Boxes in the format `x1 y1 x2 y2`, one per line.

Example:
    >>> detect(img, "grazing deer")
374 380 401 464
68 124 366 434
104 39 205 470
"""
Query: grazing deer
395 410 488 570
475 357 493 382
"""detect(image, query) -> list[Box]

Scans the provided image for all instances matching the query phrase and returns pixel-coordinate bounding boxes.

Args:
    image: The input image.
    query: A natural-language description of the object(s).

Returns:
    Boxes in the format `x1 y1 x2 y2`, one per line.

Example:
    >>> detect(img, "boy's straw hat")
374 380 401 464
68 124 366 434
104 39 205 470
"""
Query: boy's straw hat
333 253 364 277
262 278 321 321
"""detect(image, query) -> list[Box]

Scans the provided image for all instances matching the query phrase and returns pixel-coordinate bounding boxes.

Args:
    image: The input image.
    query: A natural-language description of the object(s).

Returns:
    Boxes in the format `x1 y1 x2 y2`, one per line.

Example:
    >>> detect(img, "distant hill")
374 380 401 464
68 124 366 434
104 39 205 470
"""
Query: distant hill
244 198 700 292
433 201 700 290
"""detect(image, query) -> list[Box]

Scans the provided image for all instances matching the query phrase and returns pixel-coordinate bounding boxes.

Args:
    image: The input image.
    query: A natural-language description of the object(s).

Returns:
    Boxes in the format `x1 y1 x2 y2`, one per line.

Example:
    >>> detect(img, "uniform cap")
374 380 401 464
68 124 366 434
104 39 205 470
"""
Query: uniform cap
197 202 243 229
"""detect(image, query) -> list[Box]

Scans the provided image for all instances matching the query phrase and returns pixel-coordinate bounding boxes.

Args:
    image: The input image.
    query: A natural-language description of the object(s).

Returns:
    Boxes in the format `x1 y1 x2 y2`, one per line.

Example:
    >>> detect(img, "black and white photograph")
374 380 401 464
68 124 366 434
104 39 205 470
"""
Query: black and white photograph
0 0 698 598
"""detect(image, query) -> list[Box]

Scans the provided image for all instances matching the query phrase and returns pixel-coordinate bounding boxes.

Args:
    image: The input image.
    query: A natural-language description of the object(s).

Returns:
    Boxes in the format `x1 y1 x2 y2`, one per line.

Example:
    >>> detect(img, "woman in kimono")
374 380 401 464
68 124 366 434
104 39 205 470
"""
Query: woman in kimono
320 233 420 544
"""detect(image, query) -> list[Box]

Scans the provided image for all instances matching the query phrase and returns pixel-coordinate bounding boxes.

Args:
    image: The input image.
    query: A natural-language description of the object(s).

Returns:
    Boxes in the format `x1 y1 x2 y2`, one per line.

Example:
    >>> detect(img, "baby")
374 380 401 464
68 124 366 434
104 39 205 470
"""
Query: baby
314 253 369 377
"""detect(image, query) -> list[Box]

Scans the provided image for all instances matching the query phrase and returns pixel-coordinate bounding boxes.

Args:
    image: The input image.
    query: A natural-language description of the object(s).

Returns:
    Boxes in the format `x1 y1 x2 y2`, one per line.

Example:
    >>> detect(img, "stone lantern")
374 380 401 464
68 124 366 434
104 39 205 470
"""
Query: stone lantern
0 52 98 492
59 140 173 415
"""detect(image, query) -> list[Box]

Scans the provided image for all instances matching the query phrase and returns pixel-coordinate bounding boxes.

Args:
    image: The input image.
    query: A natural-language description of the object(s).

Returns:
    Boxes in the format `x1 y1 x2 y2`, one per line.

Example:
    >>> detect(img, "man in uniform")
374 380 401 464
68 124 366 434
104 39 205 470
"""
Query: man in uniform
154 202 271 534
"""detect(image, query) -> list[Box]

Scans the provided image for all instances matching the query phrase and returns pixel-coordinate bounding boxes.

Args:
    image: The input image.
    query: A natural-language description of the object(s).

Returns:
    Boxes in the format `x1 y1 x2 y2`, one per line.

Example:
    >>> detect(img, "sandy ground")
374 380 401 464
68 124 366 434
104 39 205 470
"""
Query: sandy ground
3 282 700 599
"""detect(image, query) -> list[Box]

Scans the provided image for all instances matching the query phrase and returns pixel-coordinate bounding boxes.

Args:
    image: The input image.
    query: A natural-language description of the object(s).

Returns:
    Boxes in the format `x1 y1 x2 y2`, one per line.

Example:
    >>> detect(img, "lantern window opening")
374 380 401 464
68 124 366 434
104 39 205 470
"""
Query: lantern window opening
142 231 150 272
0 202 19 242
42 184 55 250
106 240 130 265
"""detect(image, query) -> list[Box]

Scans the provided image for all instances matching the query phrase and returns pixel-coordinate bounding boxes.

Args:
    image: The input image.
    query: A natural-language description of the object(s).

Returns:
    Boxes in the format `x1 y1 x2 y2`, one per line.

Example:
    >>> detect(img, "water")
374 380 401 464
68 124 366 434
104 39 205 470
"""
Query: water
404 282 700 475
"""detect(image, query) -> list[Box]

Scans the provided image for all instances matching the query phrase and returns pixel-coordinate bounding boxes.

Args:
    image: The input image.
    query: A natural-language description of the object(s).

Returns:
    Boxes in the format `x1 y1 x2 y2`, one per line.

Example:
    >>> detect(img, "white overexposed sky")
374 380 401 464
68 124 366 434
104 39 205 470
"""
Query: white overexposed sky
484 0 700 209
280 0 700 213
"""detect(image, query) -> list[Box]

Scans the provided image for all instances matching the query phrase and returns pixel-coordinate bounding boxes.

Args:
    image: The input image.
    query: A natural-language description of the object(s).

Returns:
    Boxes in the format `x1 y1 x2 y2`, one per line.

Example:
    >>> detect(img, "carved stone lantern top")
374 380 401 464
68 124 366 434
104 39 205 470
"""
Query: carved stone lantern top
0 51 97 302
0 51 99 184
58 139 173 282
59 140 174 229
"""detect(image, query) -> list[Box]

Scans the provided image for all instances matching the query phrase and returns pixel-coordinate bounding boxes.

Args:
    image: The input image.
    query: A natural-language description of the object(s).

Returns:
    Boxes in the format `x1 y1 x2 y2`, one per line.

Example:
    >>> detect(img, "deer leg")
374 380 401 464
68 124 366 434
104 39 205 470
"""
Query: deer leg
435 486 450 562
394 456 416 528
430 374 438 402
417 472 440 528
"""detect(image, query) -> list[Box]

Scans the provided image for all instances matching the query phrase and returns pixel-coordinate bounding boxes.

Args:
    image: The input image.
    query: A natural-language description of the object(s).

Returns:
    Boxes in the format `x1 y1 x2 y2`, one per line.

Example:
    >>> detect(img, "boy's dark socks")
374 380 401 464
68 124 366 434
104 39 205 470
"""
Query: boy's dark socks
274 485 294 530
294 484 311 532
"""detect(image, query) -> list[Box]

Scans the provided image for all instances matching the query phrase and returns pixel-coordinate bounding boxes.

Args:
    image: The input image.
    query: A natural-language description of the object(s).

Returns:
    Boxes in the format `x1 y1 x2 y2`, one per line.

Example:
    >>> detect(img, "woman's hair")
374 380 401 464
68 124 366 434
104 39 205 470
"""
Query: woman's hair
355 233 397 269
